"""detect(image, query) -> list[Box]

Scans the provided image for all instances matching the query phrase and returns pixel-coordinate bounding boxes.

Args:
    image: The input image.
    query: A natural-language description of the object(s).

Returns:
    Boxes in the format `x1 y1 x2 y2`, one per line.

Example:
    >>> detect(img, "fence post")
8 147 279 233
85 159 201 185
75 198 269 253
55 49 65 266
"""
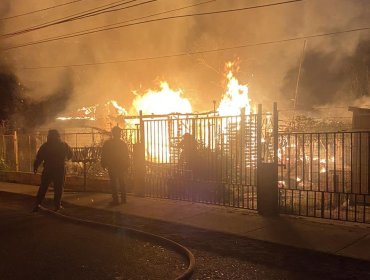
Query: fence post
83 160 87 192
257 103 279 216
28 135 32 172
2 134 6 165
257 104 262 171
240 107 246 186
273 102 279 212
256 104 262 212
273 103 278 168
133 111 146 196
14 130 19 172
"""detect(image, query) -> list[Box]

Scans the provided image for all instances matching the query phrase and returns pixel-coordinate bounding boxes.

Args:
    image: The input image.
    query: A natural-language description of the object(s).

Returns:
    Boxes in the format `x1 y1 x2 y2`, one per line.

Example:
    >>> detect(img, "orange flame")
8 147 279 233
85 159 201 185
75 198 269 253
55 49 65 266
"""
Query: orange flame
132 81 192 115
110 100 128 116
57 105 97 121
218 61 251 116
131 81 192 162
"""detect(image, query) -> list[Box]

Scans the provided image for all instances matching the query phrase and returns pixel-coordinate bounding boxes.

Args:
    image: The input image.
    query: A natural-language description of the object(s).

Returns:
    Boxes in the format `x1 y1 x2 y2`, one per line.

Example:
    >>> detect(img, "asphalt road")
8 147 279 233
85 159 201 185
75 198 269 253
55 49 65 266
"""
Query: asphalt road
1 192 370 280
0 193 185 280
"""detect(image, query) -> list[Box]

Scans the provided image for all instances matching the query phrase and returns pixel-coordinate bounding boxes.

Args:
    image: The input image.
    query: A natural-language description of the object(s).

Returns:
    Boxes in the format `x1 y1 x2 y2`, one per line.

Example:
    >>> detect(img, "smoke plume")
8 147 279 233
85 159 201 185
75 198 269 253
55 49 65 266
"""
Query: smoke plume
281 39 370 110
0 3 73 130
0 58 73 130
0 0 369 120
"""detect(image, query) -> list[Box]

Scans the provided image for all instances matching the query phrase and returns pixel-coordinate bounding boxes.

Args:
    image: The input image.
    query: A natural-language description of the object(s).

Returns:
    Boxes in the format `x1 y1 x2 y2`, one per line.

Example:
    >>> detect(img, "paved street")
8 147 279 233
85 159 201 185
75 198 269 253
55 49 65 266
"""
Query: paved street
0 193 185 280
1 186 370 279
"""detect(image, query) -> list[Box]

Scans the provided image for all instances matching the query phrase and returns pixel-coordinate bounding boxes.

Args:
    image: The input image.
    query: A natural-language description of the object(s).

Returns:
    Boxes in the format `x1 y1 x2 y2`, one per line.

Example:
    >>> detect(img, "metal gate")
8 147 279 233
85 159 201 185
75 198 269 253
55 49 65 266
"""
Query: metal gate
140 109 268 210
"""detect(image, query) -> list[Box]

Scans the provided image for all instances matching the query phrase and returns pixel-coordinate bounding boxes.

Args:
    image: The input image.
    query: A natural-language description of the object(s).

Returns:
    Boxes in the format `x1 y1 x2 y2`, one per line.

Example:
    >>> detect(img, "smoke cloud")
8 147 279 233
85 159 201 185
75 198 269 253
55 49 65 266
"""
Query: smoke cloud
281 39 370 110
0 56 73 130
0 2 74 130
0 0 369 122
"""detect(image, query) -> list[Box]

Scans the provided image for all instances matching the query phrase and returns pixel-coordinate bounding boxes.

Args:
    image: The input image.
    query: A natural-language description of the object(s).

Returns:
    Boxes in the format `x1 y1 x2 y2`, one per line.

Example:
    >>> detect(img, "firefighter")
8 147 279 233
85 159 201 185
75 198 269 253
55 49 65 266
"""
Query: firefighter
178 133 199 174
101 126 129 205
33 129 73 212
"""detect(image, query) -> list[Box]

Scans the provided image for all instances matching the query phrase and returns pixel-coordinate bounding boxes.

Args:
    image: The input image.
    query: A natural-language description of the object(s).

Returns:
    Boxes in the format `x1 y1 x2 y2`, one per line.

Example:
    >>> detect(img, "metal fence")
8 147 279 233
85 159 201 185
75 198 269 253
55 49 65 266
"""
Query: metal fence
0 107 274 212
0 129 139 180
142 112 260 209
3 108 370 224
278 132 370 223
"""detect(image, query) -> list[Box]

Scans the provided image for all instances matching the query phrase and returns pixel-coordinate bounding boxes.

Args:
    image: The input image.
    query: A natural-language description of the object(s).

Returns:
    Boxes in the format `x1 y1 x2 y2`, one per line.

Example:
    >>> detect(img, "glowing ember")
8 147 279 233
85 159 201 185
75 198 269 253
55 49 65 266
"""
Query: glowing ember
57 105 97 121
77 105 97 116
218 61 251 116
56 116 96 121
132 81 192 115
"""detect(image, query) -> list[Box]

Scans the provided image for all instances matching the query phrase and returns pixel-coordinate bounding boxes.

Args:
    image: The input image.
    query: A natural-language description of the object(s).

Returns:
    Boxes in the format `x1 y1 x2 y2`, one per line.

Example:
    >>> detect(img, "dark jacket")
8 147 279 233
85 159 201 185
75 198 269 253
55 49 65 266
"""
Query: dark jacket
101 139 129 172
34 141 73 171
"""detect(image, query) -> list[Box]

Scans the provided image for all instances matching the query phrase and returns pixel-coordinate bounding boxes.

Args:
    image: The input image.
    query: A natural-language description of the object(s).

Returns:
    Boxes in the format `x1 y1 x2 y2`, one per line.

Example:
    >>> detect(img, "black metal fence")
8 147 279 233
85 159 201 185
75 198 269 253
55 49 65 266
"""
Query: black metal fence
0 129 139 180
142 112 260 209
278 132 370 223
2 109 370 224
0 106 275 213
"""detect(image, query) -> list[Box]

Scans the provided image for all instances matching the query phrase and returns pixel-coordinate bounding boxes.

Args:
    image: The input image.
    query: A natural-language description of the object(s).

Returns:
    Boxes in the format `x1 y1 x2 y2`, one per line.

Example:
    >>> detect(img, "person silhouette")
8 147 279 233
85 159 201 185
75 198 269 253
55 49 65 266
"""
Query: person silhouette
33 129 72 212
101 126 129 205
179 133 199 176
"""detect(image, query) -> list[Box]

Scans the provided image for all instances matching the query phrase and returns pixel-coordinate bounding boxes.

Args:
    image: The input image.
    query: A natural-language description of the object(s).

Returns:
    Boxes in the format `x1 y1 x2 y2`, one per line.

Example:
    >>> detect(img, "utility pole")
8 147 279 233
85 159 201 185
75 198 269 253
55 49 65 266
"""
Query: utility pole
292 40 307 129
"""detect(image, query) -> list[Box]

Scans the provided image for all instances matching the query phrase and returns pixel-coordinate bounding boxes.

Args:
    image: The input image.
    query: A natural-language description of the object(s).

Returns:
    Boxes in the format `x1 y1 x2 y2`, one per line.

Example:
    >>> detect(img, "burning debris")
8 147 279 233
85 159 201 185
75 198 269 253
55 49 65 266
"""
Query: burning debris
57 104 99 121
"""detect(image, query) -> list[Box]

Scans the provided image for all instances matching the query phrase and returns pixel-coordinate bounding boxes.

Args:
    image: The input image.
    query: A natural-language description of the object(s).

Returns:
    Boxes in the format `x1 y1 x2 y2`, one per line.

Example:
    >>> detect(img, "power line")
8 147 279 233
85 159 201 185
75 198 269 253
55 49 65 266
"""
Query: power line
18 26 370 70
63 0 156 22
9 0 139 32
2 0 149 38
1 0 146 38
2 0 295 39
3 0 304 50
0 0 85 21
5 0 216 43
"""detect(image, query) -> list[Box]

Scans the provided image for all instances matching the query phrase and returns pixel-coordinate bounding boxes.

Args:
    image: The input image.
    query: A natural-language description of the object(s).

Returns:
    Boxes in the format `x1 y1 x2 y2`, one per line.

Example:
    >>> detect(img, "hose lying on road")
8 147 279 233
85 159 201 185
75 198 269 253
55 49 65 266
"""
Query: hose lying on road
39 206 195 280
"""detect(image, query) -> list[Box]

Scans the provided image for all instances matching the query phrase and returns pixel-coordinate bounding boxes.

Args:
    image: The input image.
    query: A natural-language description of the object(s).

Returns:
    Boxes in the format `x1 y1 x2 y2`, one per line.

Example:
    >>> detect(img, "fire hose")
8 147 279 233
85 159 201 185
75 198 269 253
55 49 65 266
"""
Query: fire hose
39 206 195 280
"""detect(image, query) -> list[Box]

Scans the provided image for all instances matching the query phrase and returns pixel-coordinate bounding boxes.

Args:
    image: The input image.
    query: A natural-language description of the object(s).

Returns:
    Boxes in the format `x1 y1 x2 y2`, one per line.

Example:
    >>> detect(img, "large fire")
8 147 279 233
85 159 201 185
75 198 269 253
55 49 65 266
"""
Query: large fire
56 60 253 162
218 61 251 116
131 81 192 115
130 82 192 162
57 61 250 121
